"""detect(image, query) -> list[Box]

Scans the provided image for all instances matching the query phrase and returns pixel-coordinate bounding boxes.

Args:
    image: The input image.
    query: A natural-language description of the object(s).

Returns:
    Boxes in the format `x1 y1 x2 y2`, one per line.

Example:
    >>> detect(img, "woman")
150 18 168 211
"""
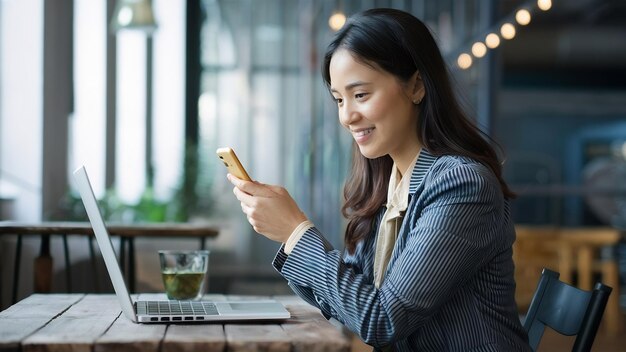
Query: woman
228 8 530 351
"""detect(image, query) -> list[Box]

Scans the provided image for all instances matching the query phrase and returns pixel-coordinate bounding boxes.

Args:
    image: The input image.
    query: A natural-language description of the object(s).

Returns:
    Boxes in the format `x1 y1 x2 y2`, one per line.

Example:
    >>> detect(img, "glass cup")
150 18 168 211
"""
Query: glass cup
158 250 209 300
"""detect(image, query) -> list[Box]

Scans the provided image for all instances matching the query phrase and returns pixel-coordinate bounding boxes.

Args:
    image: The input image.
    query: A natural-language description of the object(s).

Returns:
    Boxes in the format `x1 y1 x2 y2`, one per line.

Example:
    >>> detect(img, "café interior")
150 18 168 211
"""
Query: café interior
1 0 625 350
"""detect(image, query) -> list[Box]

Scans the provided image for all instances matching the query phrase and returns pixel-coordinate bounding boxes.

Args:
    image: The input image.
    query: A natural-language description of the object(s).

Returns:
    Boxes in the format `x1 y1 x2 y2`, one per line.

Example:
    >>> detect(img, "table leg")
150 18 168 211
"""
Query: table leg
600 252 621 336
577 246 593 290
129 238 135 293
34 235 52 293
88 236 100 292
12 234 22 303
559 246 573 285
62 234 72 292
120 237 126 277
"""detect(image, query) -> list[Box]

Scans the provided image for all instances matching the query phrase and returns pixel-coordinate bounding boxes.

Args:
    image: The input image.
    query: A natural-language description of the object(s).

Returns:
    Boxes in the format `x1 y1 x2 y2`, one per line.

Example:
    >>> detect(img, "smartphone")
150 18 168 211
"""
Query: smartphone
216 147 252 181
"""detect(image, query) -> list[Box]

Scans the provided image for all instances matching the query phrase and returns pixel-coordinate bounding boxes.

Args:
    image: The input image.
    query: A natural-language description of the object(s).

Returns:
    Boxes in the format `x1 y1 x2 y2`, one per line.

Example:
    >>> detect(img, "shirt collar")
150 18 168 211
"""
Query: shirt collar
408 148 438 194
387 150 421 211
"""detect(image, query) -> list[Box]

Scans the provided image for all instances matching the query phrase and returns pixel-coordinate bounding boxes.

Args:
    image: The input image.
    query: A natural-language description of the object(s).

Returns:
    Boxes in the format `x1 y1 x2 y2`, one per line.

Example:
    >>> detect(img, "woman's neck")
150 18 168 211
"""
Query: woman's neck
392 144 422 178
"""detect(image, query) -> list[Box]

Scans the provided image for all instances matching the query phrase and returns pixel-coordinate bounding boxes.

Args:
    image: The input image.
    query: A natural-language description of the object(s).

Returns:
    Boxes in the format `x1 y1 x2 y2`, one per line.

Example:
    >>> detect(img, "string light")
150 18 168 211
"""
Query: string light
485 33 500 49
515 9 531 25
457 53 472 69
471 42 487 58
328 11 346 31
500 23 516 40
455 0 553 69
537 0 552 11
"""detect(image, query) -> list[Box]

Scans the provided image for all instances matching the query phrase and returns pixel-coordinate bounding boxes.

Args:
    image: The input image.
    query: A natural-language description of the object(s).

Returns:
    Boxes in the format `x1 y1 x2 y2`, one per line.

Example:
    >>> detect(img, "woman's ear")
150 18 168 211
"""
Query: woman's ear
410 71 425 105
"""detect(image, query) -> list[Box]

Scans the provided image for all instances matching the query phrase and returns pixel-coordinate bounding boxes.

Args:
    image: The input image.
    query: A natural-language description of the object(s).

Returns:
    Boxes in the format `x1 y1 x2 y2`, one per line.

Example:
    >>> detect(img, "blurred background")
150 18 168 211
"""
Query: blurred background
1 0 625 343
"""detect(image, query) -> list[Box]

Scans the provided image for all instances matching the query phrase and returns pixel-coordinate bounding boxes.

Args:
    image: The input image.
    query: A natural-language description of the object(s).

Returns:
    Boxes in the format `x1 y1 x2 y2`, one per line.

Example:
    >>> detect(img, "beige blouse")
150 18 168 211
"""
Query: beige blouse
373 150 421 288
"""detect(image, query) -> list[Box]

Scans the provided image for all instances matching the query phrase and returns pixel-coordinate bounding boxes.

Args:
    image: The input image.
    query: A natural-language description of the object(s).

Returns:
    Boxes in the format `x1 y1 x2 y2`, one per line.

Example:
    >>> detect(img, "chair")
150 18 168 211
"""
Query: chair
523 268 612 352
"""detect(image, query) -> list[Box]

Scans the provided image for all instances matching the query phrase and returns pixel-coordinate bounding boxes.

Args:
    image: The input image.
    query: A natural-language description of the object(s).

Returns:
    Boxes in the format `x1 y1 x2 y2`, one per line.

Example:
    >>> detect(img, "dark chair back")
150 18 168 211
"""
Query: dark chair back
523 268 612 352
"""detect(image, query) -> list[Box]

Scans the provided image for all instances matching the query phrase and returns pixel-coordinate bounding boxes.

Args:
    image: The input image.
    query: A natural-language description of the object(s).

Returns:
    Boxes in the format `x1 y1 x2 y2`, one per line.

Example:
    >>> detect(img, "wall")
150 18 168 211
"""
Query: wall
495 89 626 225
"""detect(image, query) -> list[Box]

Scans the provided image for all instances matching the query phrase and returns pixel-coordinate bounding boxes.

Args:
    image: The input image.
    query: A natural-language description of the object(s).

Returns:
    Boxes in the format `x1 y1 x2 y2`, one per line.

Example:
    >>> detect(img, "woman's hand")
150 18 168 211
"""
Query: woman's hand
227 174 308 243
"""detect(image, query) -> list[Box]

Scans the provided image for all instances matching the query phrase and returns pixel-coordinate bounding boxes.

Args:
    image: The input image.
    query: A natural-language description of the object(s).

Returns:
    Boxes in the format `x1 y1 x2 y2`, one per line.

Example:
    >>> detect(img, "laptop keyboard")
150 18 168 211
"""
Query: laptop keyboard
136 301 218 316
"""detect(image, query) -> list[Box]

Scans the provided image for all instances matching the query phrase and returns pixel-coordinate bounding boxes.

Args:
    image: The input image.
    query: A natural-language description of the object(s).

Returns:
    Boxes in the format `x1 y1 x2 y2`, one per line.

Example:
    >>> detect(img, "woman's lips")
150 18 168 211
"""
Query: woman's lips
352 127 375 144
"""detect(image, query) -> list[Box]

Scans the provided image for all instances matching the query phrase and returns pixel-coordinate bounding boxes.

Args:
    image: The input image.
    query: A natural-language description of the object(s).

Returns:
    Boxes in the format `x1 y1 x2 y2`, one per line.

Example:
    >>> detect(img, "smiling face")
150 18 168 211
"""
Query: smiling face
329 48 424 172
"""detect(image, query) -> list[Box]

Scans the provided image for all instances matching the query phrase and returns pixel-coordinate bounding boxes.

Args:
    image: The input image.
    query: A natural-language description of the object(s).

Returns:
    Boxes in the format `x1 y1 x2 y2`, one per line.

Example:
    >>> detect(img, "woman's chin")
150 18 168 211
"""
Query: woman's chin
357 146 384 159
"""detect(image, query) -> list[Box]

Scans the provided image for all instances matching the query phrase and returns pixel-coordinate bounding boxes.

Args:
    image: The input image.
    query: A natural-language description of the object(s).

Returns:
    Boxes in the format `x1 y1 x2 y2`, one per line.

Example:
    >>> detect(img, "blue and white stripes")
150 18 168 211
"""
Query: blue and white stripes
273 150 530 351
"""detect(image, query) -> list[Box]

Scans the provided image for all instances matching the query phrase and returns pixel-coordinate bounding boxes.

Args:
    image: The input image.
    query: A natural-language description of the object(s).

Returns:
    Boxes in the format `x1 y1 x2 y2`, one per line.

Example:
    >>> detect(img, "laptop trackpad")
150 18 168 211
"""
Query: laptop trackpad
219 302 282 313
233 302 279 312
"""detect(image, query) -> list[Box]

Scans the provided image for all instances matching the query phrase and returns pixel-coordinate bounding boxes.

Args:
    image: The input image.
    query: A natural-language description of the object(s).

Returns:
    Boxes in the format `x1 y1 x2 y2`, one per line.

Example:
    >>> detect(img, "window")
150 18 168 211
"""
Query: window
0 0 44 221
71 0 106 198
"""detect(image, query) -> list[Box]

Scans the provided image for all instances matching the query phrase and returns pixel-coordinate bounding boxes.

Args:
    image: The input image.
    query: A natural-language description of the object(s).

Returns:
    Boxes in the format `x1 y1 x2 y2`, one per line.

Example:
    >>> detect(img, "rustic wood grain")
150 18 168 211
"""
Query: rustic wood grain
225 325 290 352
282 304 327 323
0 294 83 351
1 294 352 352
280 302 350 352
21 295 120 352
163 325 225 352
282 321 350 352
95 312 166 352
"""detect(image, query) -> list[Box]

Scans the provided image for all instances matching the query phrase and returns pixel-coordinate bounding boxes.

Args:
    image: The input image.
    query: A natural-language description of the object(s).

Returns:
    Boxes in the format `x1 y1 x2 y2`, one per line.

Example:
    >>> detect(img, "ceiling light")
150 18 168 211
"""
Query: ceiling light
537 0 552 11
500 23 516 40
457 53 472 69
329 11 346 31
515 9 531 25
472 42 487 58
485 33 500 49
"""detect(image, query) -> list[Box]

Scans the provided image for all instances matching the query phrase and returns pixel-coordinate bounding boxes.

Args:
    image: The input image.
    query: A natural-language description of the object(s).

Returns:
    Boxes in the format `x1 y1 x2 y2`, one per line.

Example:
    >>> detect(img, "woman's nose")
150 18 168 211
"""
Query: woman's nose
339 102 360 126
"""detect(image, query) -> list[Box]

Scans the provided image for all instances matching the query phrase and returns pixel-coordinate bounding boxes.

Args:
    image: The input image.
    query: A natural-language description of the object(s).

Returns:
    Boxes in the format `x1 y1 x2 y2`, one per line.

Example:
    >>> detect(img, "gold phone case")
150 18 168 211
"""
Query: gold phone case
216 147 252 181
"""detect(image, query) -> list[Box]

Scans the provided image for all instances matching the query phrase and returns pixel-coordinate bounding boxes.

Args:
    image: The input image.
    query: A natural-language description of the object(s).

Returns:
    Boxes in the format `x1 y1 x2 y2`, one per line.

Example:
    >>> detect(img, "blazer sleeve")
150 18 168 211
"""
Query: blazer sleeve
272 163 503 347
273 244 341 320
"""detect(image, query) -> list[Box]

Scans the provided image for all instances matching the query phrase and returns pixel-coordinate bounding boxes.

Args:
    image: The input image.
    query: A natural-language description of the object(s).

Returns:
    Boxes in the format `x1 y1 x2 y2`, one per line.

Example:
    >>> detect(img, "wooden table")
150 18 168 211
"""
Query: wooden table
514 225 624 336
0 222 219 304
0 294 351 352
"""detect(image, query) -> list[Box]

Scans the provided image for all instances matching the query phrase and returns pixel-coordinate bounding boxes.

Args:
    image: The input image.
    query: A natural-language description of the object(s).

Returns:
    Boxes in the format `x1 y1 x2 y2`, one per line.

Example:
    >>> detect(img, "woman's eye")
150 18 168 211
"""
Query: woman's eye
334 97 343 104
355 93 368 99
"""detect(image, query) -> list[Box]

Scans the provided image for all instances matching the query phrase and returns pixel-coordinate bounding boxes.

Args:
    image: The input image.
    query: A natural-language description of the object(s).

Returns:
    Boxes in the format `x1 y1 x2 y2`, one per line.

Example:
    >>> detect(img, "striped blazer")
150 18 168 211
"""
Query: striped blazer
273 150 531 351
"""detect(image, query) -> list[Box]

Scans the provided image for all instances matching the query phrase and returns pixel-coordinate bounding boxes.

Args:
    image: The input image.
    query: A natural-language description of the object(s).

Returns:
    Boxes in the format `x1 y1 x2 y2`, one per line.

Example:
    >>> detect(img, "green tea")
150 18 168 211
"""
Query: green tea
161 271 205 300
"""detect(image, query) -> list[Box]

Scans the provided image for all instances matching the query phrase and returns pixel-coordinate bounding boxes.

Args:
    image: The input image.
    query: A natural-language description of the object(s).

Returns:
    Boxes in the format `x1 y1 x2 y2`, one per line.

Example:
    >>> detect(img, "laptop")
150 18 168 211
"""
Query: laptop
73 165 291 323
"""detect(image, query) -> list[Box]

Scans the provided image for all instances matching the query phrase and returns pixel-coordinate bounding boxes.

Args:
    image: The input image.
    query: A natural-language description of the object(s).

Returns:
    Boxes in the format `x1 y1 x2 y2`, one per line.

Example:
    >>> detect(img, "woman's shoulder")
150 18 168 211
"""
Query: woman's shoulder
428 154 491 177
424 154 500 194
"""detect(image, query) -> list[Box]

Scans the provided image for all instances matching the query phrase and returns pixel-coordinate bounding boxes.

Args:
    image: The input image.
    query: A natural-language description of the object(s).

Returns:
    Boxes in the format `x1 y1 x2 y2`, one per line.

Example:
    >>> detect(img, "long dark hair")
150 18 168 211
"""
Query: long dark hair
322 8 515 254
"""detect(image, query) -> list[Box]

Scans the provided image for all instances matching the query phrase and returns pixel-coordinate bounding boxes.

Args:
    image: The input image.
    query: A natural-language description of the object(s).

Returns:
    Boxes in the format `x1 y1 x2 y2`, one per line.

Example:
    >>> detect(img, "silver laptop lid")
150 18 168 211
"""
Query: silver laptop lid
73 166 137 322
